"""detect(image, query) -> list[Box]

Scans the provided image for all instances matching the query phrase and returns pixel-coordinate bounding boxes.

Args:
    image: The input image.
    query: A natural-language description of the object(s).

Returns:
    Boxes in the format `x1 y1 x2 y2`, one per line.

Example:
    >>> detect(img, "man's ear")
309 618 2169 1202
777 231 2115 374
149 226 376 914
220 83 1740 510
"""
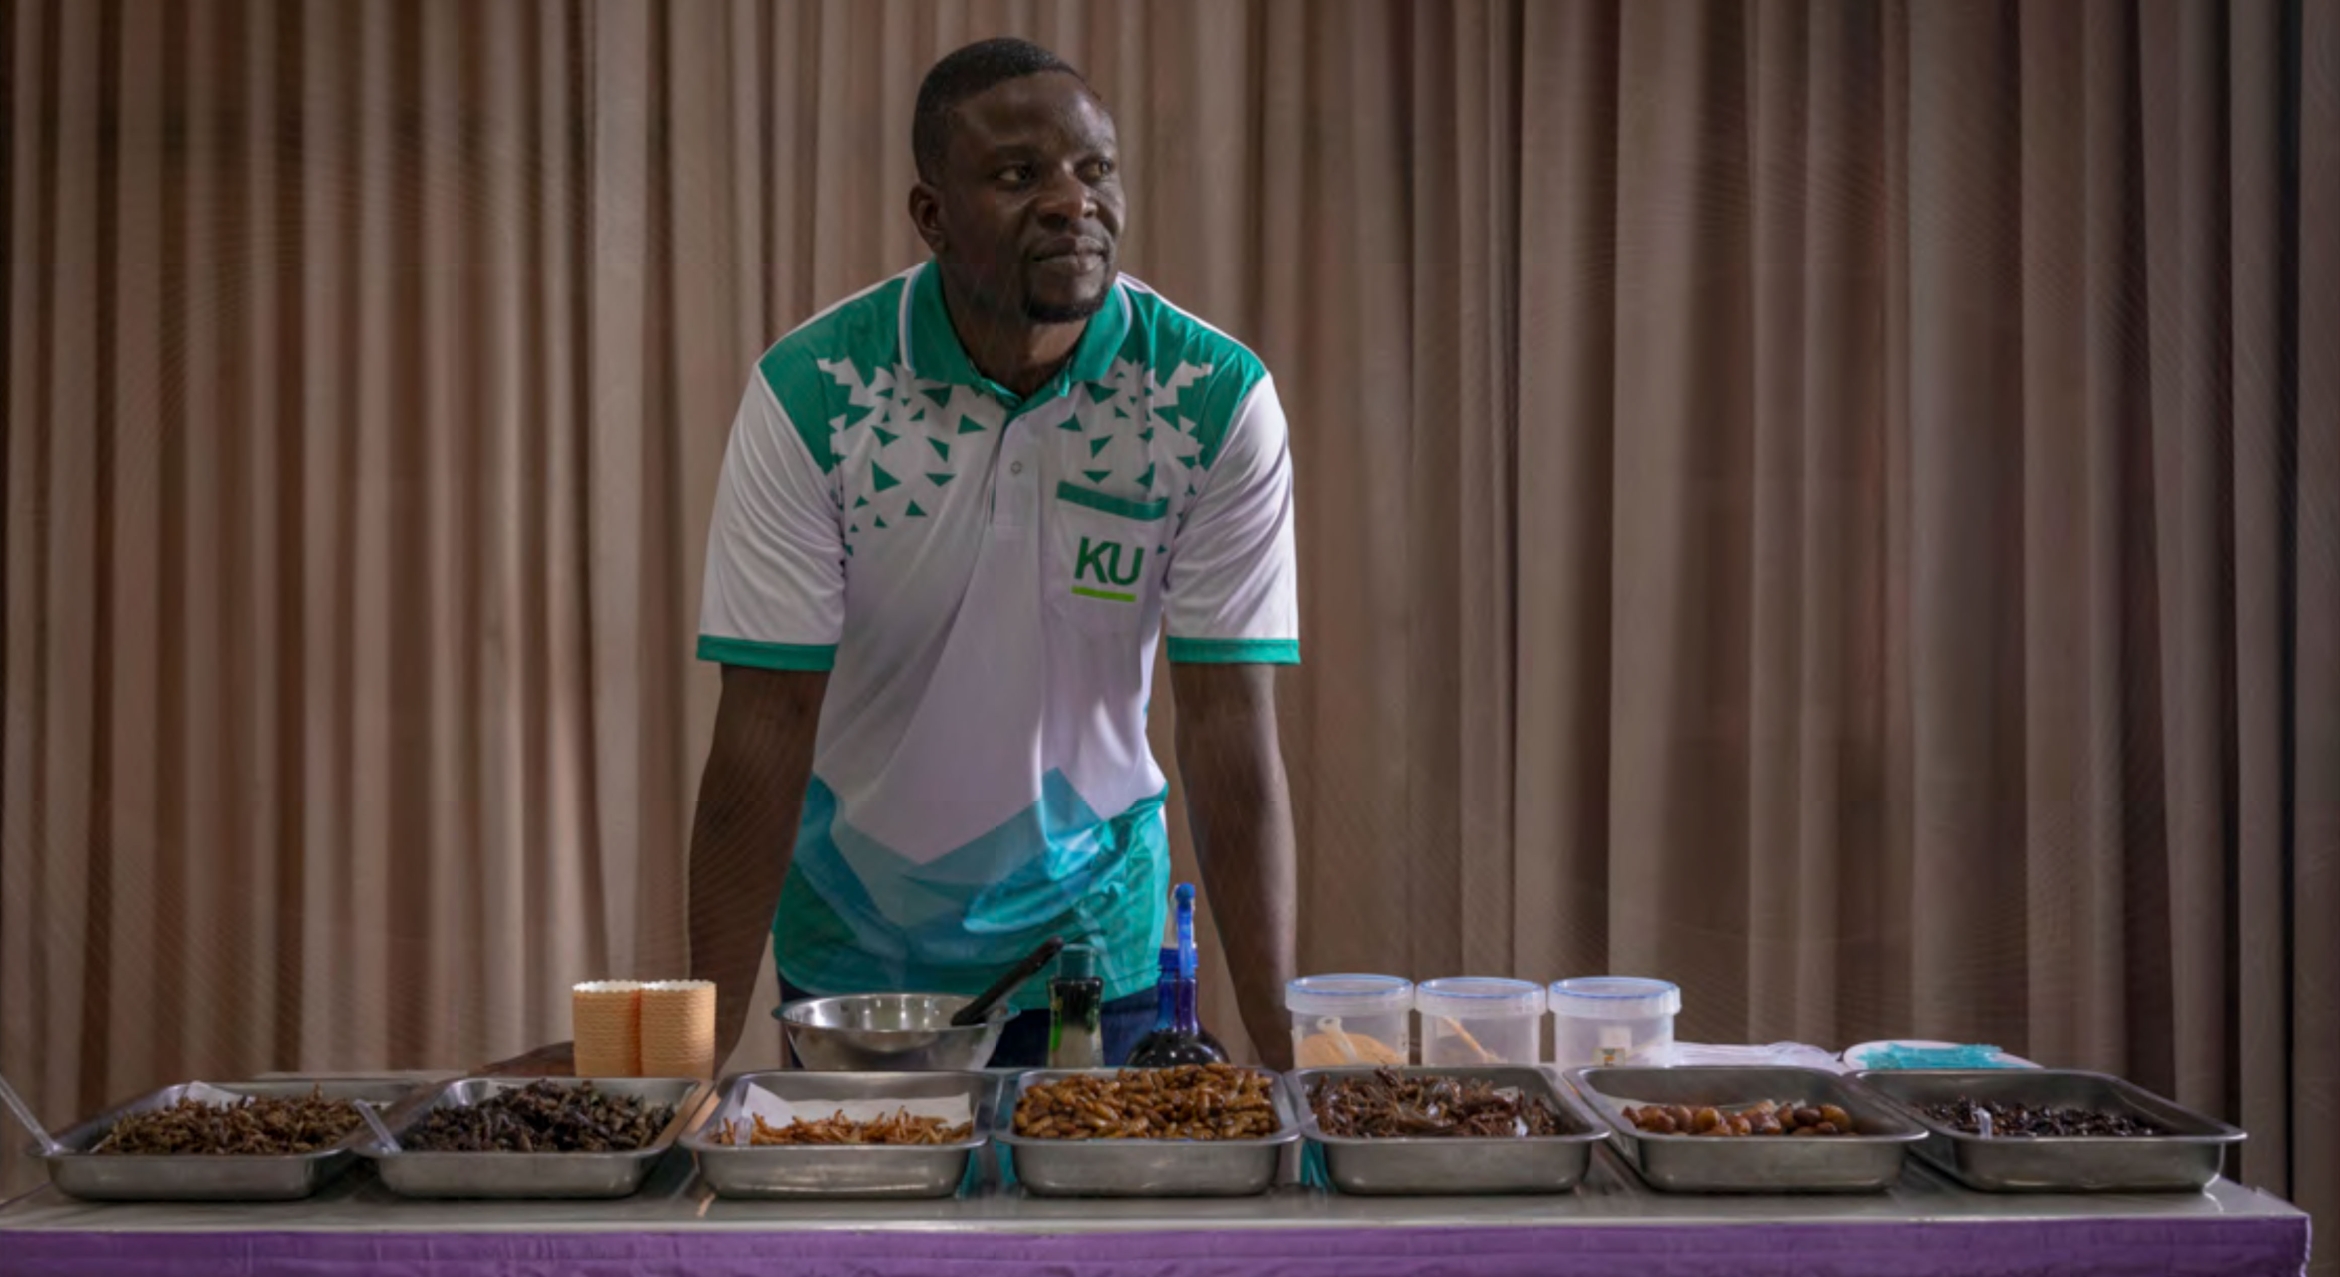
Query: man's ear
908 182 946 256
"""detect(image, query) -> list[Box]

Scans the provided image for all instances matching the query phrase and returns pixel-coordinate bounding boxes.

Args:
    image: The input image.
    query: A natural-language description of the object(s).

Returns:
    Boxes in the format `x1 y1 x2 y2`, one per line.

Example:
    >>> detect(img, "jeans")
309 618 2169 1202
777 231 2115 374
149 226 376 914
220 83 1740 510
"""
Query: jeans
781 977 1159 1069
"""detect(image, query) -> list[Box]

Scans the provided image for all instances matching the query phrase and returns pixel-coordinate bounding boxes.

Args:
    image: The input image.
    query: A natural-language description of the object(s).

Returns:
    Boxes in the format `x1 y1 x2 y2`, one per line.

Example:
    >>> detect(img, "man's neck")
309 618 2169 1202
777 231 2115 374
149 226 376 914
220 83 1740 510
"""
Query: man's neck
938 271 1086 400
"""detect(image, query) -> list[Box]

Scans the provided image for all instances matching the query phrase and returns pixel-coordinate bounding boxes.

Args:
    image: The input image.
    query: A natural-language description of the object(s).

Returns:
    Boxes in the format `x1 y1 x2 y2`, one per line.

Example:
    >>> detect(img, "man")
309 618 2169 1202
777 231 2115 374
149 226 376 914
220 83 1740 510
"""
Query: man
499 37 1299 1073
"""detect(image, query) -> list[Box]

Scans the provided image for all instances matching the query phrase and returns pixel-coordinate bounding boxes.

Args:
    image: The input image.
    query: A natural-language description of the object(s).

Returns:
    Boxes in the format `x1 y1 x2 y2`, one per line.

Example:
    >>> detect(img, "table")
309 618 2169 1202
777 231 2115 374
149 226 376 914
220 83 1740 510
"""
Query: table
0 1140 2309 1277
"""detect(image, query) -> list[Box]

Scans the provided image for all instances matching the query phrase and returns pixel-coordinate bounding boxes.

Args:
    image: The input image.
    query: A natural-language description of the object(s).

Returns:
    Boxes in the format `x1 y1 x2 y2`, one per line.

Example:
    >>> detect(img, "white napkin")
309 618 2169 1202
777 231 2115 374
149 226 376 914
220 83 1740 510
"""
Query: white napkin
180 1082 383 1115
725 1081 973 1146
1661 1041 1851 1073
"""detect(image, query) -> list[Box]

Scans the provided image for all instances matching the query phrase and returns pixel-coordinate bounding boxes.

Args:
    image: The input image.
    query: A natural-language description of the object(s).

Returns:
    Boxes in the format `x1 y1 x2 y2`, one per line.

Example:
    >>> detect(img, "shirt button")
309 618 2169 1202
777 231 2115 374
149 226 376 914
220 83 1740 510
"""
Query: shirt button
1010 461 1025 476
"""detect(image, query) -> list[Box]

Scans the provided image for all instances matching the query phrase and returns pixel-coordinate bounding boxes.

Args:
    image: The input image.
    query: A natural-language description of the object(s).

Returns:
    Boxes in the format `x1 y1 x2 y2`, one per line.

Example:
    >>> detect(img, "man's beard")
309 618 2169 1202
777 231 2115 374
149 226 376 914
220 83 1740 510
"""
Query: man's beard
1025 287 1109 326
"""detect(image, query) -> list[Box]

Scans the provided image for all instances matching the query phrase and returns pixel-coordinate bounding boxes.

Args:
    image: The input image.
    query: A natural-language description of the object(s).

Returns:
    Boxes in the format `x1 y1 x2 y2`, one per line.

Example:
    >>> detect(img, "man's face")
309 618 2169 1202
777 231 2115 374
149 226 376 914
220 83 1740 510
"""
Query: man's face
917 71 1124 325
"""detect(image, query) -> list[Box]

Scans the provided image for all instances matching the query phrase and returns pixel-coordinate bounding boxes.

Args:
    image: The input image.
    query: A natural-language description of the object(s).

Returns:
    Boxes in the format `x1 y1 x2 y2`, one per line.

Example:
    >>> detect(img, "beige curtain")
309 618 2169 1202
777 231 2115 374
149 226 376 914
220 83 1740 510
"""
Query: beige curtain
3 0 2333 1260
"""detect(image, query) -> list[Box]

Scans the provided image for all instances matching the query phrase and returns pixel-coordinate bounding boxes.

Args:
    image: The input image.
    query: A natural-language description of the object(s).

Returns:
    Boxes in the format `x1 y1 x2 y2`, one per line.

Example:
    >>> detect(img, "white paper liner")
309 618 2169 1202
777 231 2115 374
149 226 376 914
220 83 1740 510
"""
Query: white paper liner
722 1080 974 1146
178 1082 386 1114
181 1083 257 1107
1660 1041 1850 1072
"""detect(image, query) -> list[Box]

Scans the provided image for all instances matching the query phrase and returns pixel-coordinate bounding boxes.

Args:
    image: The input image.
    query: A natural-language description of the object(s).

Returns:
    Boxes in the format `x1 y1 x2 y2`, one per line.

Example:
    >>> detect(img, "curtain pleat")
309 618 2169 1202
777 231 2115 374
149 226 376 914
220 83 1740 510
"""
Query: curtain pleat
2291 0 2340 1256
1512 0 1619 989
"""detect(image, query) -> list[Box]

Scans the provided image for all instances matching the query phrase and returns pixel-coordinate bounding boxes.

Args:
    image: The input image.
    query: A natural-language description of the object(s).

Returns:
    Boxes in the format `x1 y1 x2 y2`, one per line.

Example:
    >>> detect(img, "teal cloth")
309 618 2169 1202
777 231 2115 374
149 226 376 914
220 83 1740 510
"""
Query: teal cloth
1860 1043 2020 1070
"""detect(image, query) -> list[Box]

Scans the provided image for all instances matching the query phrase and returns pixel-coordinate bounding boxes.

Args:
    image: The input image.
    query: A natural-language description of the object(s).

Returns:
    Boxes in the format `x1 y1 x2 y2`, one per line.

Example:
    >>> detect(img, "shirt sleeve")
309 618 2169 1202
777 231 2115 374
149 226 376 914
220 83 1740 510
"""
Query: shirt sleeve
1163 375 1300 664
695 376 846 671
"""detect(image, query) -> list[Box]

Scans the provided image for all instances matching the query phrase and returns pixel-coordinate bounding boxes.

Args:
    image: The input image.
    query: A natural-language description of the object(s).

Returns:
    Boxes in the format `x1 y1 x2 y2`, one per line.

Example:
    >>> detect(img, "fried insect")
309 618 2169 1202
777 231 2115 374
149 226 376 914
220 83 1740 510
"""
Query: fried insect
719 1108 973 1146
402 1080 673 1153
1306 1068 1567 1139
1917 1097 2166 1138
93 1085 365 1156
1621 1097 1861 1137
1012 1064 1278 1141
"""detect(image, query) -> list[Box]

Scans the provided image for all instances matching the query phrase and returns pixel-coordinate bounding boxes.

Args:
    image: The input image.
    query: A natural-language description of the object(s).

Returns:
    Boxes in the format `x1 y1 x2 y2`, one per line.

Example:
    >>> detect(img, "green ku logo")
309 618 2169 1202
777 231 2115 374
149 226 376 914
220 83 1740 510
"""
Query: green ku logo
1072 536 1144 602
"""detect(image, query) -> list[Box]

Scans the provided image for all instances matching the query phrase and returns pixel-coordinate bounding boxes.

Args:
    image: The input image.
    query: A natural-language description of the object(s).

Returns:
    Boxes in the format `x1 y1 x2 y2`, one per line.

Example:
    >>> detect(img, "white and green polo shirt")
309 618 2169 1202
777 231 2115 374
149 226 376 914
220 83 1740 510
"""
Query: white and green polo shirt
695 261 1298 1009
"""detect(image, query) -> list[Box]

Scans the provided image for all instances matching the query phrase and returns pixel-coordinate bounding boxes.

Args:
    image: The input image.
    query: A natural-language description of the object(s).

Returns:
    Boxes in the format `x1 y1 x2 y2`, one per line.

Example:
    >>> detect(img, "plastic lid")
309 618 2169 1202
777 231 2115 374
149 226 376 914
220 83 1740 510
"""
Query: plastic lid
1056 944 1097 982
1416 977 1545 1020
1285 974 1414 1017
1547 976 1682 1018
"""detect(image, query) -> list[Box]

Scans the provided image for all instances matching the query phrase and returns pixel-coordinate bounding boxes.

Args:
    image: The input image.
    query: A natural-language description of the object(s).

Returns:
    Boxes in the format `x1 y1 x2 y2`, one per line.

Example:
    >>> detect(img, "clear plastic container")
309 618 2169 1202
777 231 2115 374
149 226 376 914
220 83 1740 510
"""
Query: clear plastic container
1415 977 1546 1066
1547 976 1681 1068
1287 974 1413 1068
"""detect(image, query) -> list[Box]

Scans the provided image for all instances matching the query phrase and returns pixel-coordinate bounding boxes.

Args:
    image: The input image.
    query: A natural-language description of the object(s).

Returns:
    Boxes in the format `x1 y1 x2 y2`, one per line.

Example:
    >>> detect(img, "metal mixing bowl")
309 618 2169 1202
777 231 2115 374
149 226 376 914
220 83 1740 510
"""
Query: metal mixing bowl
776 993 1012 1071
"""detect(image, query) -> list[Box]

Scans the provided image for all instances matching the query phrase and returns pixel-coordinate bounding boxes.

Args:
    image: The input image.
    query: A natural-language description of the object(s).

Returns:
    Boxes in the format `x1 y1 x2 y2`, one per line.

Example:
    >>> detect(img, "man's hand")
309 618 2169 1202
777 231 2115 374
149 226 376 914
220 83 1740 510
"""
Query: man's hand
478 1041 574 1077
690 666 828 1065
1171 662 1299 1071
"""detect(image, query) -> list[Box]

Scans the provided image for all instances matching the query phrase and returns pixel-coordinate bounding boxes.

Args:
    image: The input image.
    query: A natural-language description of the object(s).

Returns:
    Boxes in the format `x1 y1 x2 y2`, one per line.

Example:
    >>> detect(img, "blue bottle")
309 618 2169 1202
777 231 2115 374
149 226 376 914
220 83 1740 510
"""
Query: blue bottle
1125 946 1229 1067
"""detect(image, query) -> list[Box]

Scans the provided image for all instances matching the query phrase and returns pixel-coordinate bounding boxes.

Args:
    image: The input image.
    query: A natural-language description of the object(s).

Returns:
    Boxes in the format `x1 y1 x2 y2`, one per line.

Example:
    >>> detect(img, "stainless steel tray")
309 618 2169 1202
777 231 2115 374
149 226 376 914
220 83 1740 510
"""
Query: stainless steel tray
996 1067 1300 1198
35 1078 428 1202
681 1070 990 1199
1565 1065 1924 1194
359 1077 712 1199
1290 1066 1609 1196
1852 1069 2244 1192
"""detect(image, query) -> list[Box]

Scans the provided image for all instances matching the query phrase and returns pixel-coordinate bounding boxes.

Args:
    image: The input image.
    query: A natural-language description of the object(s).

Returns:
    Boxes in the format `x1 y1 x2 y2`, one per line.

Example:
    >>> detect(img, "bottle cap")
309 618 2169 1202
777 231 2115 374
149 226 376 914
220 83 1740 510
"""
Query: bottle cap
1415 976 1545 1020
1157 946 1180 979
1056 944 1097 982
1546 976 1682 1019
1284 973 1414 1017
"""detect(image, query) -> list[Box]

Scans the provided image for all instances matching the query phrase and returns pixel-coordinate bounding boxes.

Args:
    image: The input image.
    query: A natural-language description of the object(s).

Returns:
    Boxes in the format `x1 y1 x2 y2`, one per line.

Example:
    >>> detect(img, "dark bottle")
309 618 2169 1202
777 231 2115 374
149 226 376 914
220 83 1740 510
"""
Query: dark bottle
1125 947 1228 1067
1047 944 1106 1068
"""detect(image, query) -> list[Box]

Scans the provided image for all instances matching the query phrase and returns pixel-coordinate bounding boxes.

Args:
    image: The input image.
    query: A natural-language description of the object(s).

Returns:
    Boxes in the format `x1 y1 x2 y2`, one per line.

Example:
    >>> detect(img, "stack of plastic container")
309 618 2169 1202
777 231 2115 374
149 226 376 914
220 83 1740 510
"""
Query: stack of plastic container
1284 970 1684 1070
1547 976 1681 1068
1415 977 1546 1066
1285 975 1414 1067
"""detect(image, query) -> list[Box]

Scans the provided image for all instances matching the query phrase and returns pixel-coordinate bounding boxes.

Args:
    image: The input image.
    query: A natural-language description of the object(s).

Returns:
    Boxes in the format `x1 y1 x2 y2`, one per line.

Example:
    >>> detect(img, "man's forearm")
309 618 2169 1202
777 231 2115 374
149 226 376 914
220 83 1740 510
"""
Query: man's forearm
1172 665 1298 1070
688 812 794 1061
1194 805 1297 1071
688 669 825 1060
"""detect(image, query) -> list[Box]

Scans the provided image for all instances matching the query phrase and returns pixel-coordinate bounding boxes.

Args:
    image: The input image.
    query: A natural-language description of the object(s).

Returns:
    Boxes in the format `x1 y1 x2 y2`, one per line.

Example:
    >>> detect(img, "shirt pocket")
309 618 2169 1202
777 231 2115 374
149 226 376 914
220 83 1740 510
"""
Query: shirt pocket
1048 481 1170 636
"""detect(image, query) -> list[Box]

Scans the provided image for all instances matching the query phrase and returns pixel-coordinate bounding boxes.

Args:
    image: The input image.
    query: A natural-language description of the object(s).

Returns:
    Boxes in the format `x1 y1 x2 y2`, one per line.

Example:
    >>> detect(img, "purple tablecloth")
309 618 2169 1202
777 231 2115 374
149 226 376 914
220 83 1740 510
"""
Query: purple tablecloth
5 1216 2311 1277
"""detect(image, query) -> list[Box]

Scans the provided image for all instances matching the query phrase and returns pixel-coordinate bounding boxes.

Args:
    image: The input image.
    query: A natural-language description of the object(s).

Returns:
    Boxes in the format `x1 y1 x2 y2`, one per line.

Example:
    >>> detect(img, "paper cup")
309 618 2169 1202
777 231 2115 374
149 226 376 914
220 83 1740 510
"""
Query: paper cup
639 980 717 1077
572 981 644 1077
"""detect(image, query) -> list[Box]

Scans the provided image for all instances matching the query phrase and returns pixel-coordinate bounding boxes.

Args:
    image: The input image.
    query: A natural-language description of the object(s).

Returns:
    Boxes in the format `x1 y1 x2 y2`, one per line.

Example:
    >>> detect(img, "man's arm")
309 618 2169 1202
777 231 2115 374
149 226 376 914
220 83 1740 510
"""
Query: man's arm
1171 661 1298 1071
691 666 827 1066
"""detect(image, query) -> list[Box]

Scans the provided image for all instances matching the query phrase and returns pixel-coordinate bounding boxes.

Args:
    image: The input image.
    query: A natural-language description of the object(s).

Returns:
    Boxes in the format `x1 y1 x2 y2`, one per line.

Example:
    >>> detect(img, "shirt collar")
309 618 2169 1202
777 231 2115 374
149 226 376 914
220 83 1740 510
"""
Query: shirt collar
906 259 1129 408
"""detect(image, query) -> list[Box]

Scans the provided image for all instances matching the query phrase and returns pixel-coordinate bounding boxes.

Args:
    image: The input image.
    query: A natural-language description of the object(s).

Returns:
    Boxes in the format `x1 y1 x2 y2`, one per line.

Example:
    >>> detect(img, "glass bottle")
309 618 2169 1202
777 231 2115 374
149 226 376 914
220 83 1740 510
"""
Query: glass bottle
1125 947 1228 1067
1047 944 1106 1068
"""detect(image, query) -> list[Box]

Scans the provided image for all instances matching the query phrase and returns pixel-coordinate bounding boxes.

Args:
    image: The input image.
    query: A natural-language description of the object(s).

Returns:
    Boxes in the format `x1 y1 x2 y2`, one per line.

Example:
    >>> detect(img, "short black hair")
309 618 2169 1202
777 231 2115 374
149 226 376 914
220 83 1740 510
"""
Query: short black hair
912 38 1088 183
